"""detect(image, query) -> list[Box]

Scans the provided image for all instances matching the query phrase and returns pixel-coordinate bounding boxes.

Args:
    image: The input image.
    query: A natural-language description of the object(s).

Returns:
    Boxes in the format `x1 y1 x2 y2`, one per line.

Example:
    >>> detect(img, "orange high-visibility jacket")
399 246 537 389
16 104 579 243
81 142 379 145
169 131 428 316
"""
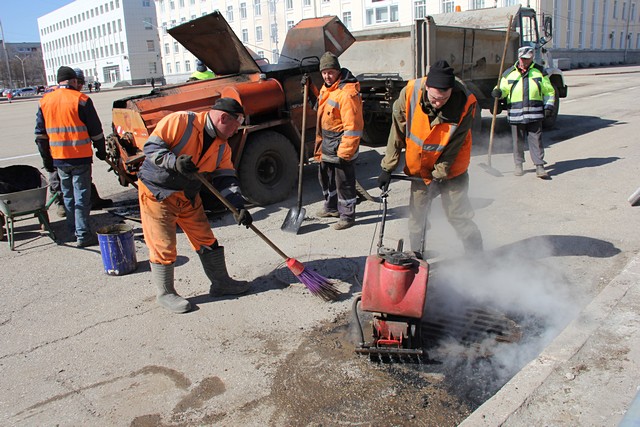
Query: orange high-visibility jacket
139 111 236 201
314 69 364 163
39 88 92 160
404 78 476 183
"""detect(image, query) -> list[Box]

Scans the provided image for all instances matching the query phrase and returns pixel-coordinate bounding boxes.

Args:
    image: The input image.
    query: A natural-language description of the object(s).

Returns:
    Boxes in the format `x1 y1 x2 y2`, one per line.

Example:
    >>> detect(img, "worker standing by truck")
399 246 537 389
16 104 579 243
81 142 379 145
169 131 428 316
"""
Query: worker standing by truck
137 98 253 314
492 46 555 179
314 51 364 230
377 60 483 258
35 66 107 248
189 60 216 81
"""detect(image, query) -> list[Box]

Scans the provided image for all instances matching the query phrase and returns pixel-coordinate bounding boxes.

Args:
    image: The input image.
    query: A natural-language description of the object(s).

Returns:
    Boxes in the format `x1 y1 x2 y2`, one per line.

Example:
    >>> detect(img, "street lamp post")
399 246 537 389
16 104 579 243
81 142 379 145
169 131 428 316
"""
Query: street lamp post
14 55 26 87
0 18 13 89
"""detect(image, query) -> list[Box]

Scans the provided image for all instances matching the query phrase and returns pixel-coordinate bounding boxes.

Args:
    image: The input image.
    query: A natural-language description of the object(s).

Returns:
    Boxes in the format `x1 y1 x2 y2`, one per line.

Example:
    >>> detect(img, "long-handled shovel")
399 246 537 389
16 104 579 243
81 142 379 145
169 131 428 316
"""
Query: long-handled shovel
281 77 309 233
479 15 513 178
196 173 340 301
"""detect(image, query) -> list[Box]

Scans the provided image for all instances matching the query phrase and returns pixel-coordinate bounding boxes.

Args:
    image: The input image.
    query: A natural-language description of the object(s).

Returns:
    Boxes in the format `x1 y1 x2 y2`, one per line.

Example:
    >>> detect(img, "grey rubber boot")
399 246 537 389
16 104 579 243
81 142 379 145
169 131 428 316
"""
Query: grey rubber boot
150 262 191 313
463 231 484 254
198 246 251 297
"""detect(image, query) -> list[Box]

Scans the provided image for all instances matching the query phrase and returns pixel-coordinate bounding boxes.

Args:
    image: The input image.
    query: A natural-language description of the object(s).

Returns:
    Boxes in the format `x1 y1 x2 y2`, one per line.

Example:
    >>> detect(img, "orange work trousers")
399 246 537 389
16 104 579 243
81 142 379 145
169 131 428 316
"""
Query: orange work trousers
139 182 216 265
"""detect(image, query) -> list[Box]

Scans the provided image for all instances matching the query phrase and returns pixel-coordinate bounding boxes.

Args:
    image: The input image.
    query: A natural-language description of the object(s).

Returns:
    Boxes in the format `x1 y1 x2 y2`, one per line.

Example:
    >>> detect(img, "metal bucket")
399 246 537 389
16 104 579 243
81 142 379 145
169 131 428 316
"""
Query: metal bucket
97 224 138 276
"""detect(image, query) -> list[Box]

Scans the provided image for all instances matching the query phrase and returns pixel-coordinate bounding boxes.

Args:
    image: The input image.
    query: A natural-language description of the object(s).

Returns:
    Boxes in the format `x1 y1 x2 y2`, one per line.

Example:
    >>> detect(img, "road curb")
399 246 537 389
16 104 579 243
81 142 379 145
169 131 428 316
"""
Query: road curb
460 252 640 426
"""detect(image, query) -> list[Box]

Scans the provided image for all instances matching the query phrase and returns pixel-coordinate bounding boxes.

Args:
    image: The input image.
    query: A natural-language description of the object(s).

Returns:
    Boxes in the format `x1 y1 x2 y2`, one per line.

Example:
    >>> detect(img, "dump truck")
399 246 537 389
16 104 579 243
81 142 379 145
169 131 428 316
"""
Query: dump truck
339 5 568 145
105 11 354 206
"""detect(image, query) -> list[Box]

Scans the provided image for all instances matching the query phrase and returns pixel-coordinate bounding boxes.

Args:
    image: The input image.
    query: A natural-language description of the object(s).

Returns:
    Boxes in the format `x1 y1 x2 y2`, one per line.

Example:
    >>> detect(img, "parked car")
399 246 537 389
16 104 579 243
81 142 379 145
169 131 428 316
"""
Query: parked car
12 87 37 97
2 88 12 97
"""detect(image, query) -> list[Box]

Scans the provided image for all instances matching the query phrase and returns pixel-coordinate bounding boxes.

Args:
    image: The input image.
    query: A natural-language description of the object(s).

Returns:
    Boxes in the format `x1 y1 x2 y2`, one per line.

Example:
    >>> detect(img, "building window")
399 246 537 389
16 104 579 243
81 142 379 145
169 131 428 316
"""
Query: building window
304 0 311 6
149 62 157 74
342 11 351 29
162 22 167 33
286 0 293 9
470 0 484 8
257 50 264 58
142 0 150 5
287 20 295 30
441 0 454 13
272 49 279 63
170 0 175 10
622 1 627 19
414 0 426 19
256 26 263 42
242 28 249 42
143 18 153 29
165 43 170 54
254 0 261 16
166 62 172 73
176 62 181 73
174 41 179 52
365 5 400 25
185 60 191 71
179 0 185 6
240 2 247 19
614 0 618 18
271 23 278 43
269 0 276 14
147 40 155 51
227 5 234 21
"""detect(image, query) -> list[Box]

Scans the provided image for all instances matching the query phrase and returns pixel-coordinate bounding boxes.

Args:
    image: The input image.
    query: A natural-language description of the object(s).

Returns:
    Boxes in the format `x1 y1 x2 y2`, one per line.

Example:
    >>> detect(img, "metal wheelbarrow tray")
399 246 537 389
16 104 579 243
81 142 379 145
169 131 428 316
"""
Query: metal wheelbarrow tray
0 170 58 250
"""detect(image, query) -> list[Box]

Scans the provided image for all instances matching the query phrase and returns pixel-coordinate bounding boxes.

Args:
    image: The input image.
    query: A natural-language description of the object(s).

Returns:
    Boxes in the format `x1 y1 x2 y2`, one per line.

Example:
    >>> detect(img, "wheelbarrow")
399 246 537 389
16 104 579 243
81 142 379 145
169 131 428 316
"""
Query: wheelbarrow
0 166 58 250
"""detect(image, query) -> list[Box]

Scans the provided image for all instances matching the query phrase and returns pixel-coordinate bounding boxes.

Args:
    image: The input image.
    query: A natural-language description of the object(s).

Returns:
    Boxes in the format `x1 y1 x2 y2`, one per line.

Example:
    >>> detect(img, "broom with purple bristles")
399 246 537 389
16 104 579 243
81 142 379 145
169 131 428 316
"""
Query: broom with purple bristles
196 173 340 301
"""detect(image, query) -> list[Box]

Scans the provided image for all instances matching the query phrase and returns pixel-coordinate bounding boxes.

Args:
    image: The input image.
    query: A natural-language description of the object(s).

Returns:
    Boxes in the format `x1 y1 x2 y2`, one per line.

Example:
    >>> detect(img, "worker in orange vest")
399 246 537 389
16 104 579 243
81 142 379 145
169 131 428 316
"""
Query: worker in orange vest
137 98 253 313
378 60 483 258
34 66 107 248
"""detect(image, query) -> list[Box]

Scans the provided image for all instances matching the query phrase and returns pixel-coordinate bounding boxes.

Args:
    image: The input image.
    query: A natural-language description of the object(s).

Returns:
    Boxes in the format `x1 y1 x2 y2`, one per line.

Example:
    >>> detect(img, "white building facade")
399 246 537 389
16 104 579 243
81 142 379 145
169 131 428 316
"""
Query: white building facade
38 0 162 86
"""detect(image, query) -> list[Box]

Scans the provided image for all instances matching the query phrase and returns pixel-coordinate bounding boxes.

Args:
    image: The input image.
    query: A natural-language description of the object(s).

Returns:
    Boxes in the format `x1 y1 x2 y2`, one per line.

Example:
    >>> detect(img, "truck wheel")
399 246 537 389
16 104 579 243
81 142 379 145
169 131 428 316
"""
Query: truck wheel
542 84 560 129
238 130 297 206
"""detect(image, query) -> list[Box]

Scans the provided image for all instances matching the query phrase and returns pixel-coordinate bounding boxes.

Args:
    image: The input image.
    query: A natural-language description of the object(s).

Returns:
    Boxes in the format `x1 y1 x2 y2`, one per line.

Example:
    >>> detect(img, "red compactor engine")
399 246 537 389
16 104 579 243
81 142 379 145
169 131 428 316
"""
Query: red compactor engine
353 192 429 362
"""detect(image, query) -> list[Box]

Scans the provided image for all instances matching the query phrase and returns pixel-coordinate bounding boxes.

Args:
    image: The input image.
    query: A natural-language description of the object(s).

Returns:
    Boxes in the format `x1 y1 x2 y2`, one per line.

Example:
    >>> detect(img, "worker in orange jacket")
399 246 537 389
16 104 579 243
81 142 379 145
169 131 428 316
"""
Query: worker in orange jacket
377 60 483 258
137 98 253 313
314 51 364 230
35 66 106 248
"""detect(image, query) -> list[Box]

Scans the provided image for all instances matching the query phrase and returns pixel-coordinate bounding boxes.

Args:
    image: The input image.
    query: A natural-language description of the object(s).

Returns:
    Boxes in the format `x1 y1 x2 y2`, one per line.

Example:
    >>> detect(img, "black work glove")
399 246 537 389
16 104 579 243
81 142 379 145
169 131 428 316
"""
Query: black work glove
544 108 554 118
42 156 55 173
234 208 253 228
491 88 502 99
95 147 107 161
377 170 391 191
175 154 199 176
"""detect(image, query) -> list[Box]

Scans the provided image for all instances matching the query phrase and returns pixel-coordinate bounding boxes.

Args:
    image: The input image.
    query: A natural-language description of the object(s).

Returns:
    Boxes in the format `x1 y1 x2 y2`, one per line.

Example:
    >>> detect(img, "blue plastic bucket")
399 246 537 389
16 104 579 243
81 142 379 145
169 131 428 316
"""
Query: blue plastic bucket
97 224 138 276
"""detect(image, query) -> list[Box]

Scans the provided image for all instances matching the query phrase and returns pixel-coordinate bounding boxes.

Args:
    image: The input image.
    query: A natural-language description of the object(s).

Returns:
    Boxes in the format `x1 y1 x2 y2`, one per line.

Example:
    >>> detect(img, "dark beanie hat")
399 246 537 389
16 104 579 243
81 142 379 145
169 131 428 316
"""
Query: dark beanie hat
196 60 207 72
427 60 455 89
211 97 245 116
319 52 340 71
57 66 77 83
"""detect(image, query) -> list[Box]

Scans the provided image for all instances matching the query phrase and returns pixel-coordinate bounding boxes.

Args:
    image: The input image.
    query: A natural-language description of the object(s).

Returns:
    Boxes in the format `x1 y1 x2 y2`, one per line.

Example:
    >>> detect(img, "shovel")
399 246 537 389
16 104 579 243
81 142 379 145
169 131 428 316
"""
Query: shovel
281 77 309 233
479 15 513 178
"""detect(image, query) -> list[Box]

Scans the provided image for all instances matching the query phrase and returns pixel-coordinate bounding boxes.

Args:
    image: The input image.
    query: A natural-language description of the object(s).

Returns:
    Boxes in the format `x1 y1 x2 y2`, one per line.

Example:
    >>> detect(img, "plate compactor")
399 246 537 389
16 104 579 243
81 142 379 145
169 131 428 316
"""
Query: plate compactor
353 191 429 361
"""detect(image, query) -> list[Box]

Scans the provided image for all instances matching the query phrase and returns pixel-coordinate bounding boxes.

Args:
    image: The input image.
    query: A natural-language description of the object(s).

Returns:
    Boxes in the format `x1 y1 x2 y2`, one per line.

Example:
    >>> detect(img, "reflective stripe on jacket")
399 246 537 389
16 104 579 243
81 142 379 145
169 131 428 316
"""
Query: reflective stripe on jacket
138 111 235 201
39 88 92 160
499 63 555 124
404 78 475 183
314 68 364 163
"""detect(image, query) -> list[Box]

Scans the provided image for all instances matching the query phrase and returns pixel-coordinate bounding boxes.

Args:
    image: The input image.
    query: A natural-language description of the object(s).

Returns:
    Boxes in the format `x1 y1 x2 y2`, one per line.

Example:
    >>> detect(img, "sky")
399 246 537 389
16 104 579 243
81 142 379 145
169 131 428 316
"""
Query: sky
1 0 72 43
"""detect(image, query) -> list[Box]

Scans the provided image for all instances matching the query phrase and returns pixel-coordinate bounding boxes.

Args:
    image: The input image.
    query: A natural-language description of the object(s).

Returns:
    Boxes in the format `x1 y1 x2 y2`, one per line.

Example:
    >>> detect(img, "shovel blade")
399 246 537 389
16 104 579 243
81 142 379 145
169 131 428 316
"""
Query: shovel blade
281 206 306 234
479 163 503 177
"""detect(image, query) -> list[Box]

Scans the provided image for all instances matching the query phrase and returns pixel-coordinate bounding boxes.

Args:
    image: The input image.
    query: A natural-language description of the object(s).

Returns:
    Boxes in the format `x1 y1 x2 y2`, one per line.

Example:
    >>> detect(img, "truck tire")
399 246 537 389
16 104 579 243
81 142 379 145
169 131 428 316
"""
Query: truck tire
238 130 297 206
542 83 560 129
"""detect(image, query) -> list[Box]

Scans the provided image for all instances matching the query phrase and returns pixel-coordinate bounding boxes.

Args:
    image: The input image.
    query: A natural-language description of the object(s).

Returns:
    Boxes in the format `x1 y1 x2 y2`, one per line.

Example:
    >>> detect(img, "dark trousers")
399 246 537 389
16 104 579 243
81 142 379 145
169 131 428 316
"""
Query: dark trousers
318 161 357 221
512 120 544 166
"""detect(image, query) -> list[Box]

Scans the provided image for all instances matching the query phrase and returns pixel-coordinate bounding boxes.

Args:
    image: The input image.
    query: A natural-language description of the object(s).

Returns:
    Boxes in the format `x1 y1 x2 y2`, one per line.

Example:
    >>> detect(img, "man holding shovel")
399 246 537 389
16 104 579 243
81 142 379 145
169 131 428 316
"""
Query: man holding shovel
492 46 555 179
137 98 253 313
377 60 483 258
314 51 364 230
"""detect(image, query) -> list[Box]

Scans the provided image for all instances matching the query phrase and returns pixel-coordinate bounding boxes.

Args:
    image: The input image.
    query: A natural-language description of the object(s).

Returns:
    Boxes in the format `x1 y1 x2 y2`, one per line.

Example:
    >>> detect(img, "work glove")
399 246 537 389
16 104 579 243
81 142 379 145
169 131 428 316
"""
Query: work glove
544 108 554 118
234 208 253 228
42 156 55 173
95 147 107 161
491 88 502 99
431 163 449 182
175 154 199 176
377 170 391 191
300 74 309 87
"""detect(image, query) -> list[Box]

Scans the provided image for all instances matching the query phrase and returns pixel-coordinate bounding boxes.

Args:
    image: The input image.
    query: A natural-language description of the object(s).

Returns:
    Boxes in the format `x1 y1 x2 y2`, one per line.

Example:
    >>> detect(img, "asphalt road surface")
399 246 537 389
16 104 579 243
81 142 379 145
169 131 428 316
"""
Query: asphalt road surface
1 66 639 426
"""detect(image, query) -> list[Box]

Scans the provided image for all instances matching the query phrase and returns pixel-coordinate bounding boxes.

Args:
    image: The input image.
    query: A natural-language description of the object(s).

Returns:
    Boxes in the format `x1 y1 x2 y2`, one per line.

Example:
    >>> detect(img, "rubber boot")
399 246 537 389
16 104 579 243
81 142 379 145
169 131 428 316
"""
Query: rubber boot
150 262 191 313
91 183 113 210
198 246 251 297
463 231 484 255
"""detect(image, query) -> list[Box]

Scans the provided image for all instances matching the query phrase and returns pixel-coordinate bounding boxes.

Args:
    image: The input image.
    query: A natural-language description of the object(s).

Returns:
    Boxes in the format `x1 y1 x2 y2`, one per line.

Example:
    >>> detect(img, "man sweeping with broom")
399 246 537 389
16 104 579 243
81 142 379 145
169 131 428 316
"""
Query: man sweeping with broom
137 98 253 314
377 60 483 259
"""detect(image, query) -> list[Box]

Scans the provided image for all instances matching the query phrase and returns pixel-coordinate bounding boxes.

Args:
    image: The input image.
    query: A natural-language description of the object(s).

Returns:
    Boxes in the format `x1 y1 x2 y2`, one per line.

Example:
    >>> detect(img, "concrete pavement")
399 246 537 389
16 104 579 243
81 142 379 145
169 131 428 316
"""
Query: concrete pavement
461 251 640 426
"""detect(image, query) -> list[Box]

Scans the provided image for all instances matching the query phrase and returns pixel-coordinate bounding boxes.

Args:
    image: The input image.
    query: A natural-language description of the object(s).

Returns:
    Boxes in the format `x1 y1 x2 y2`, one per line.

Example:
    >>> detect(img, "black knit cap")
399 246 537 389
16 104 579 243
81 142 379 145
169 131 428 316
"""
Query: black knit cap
211 97 245 116
426 60 455 89
57 66 77 83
